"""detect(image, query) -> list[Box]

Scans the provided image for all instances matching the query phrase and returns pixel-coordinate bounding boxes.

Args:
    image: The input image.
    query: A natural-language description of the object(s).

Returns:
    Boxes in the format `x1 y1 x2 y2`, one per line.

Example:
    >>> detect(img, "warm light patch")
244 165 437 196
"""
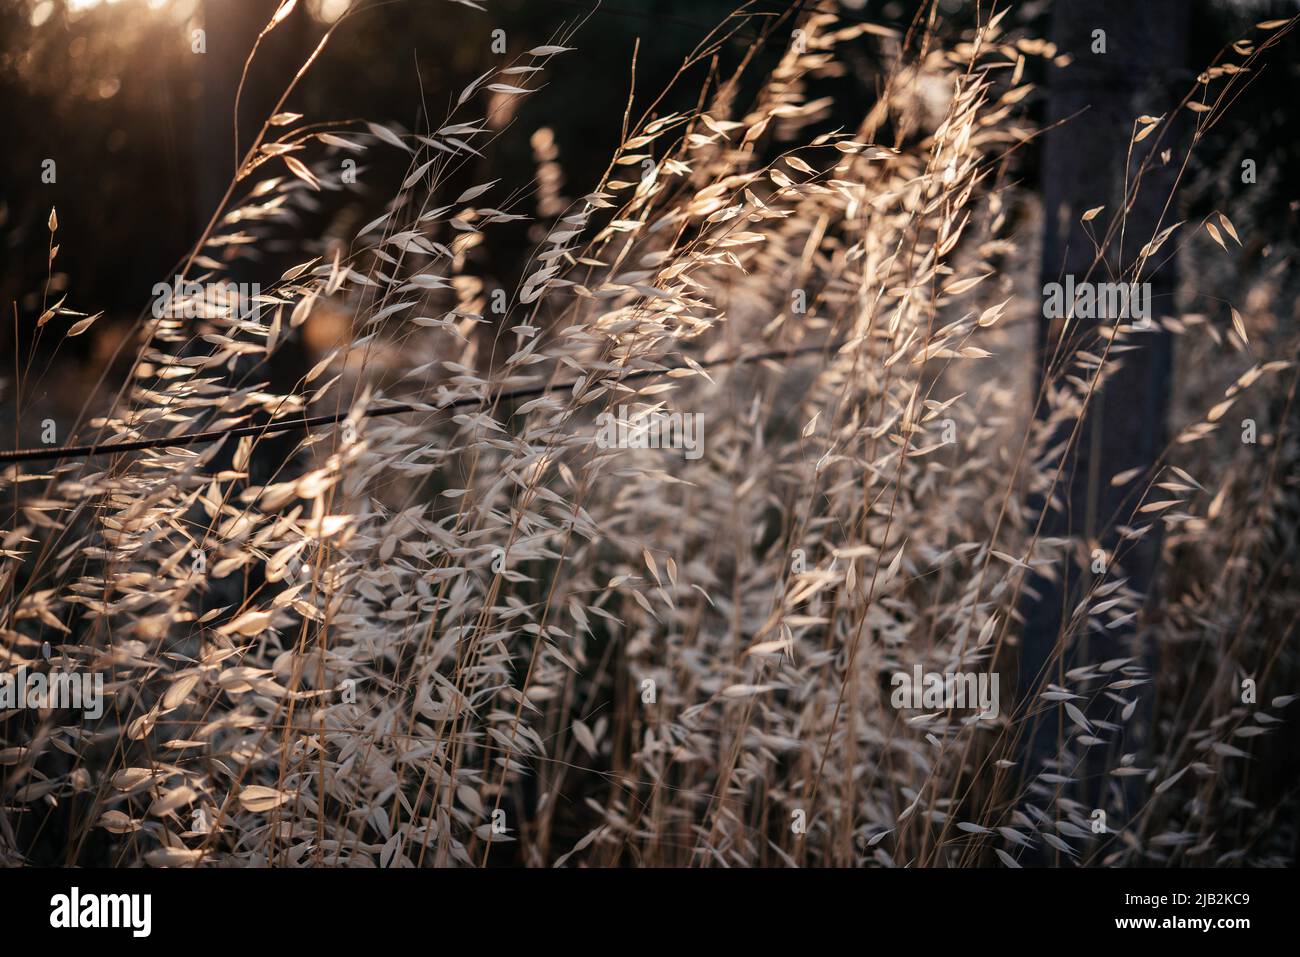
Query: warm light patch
63 0 170 14
308 0 353 23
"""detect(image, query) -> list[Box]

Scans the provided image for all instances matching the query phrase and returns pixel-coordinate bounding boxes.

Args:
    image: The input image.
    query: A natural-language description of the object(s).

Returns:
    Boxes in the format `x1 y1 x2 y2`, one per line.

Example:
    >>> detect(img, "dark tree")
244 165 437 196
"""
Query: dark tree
1017 0 1190 839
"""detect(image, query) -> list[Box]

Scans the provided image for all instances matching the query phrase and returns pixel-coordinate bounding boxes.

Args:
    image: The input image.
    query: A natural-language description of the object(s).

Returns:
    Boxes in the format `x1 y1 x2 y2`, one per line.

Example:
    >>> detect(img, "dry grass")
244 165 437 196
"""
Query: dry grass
1 1 1296 868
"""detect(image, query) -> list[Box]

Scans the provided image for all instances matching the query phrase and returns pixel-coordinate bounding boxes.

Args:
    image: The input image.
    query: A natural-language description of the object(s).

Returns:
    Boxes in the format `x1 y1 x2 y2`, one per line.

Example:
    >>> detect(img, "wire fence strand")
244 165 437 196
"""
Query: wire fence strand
0 340 843 466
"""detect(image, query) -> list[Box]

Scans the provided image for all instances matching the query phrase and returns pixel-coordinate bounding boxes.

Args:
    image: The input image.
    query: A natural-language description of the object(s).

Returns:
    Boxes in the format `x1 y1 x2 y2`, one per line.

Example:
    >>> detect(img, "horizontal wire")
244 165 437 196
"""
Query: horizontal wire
0 340 843 466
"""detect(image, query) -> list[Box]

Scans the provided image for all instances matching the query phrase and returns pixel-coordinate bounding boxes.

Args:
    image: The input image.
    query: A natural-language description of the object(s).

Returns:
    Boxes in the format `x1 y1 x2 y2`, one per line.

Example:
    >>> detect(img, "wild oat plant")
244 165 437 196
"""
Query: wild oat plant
1 3 1296 868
